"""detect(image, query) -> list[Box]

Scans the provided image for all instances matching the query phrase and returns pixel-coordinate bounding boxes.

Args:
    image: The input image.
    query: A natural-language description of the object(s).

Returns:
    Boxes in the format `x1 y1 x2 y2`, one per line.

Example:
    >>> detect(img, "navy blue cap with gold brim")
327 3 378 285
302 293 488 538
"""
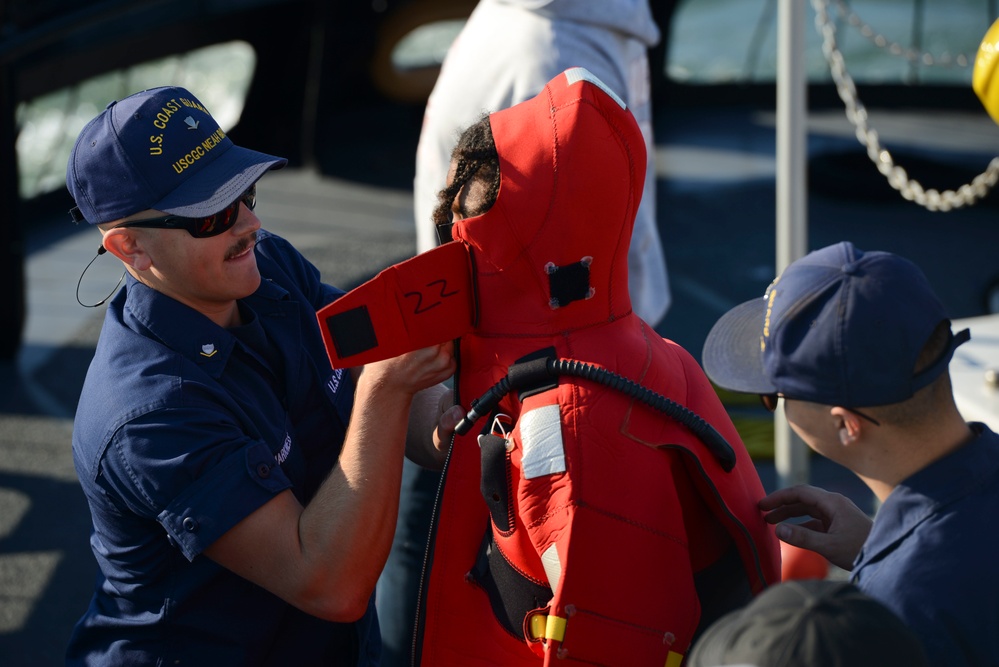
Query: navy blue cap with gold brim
702 241 969 409
66 86 286 225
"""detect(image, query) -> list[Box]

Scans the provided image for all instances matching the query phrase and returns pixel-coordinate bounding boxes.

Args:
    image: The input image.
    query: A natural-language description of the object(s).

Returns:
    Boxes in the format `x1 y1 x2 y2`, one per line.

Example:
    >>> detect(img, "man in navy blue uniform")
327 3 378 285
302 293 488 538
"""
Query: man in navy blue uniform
64 86 458 665
702 241 999 666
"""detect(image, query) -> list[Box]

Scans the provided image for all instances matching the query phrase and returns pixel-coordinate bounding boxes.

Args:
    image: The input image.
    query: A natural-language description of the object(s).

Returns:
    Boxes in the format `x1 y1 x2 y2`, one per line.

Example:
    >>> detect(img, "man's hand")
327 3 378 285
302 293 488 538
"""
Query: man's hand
404 384 464 470
371 340 461 470
759 484 873 571
358 342 455 399
434 389 465 455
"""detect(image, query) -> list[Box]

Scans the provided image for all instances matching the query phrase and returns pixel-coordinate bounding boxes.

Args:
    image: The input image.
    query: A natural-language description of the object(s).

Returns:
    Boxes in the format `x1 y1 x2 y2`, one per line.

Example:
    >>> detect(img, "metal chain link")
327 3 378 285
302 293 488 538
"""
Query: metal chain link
812 0 999 211
832 0 971 67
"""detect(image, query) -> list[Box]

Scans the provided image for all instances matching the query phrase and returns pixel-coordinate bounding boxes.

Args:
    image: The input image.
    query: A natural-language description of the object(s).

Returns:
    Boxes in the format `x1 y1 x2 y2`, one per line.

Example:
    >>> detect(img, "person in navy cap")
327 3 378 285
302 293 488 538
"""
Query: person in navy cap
64 86 460 666
702 241 999 666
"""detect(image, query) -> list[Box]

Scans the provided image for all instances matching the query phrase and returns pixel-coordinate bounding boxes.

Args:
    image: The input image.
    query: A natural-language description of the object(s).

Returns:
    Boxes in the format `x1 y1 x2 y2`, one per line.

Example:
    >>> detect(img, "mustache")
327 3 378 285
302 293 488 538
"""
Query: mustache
225 230 258 261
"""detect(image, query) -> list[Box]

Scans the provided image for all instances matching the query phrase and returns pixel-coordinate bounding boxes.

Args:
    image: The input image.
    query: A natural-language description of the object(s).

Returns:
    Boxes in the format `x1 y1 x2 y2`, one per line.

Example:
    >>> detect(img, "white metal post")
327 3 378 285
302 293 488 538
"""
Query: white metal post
776 0 810 488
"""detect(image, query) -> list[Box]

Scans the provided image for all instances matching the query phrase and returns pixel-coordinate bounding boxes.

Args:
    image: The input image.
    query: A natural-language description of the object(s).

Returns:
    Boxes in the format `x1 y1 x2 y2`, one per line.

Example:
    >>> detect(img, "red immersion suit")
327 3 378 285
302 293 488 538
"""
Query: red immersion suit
318 68 781 666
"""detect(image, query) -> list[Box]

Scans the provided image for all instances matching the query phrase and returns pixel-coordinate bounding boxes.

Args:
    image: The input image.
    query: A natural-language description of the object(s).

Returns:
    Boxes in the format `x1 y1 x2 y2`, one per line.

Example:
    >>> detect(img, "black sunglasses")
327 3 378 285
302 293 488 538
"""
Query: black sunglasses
760 393 881 426
113 185 256 238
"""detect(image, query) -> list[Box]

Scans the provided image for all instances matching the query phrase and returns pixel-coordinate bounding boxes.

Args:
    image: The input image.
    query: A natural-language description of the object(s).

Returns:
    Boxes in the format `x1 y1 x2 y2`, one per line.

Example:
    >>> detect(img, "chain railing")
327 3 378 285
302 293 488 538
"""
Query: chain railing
832 0 972 68
812 0 999 211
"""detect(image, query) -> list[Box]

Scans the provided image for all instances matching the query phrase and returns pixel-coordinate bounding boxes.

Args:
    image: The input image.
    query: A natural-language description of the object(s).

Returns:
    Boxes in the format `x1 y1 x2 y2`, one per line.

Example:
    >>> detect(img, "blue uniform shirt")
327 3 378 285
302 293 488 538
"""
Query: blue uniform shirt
852 422 999 666
67 231 379 666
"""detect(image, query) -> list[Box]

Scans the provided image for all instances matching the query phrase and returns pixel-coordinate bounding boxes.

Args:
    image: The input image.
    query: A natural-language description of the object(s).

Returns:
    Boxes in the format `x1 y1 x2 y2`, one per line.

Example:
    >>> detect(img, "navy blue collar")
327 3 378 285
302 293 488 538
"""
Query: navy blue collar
121 274 293 378
860 422 999 564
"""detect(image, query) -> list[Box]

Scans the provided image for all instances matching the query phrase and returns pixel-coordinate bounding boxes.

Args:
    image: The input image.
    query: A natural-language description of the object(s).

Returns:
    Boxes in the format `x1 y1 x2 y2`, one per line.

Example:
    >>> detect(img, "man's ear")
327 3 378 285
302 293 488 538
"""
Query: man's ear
830 406 863 445
102 228 151 271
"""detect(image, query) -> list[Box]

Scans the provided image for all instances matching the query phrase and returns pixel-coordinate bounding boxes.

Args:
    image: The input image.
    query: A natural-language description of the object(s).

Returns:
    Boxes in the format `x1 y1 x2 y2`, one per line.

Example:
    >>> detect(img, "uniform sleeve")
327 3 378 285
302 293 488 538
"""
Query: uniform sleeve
99 406 293 561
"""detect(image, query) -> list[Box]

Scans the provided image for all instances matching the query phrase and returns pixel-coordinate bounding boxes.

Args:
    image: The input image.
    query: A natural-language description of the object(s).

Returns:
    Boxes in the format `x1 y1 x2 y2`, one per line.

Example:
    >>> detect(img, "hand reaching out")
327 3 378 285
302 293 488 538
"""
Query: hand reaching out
433 389 464 456
759 484 873 571
358 342 456 399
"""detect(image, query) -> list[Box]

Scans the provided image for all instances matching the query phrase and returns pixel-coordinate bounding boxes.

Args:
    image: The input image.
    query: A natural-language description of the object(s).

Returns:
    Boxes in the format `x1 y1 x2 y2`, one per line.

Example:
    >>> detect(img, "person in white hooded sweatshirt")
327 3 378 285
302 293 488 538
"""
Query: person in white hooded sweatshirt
412 0 670 328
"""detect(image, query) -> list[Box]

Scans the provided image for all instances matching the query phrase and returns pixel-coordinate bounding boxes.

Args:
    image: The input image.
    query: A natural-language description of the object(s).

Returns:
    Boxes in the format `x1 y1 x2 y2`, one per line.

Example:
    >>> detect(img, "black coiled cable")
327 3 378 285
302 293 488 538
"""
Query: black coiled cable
454 356 737 472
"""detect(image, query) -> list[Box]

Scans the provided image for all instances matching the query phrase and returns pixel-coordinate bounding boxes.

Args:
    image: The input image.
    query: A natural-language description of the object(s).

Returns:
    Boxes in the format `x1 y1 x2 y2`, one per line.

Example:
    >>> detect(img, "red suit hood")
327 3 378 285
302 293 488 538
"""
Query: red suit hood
314 68 644 366
453 68 641 335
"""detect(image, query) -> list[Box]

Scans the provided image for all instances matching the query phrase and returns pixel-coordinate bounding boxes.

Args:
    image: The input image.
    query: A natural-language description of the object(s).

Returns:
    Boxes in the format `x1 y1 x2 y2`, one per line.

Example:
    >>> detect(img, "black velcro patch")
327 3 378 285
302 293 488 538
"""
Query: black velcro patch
547 259 591 308
324 305 378 359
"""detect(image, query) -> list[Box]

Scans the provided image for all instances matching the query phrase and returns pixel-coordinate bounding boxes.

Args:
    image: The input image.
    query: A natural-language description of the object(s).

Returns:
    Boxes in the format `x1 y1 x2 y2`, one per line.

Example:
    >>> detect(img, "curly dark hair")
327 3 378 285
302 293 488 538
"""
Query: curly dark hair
431 114 501 238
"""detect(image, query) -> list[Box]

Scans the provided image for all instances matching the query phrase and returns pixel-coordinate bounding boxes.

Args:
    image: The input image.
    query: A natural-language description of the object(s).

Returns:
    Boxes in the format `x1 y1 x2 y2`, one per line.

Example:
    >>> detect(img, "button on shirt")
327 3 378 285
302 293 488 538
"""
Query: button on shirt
67 231 378 666
852 422 999 666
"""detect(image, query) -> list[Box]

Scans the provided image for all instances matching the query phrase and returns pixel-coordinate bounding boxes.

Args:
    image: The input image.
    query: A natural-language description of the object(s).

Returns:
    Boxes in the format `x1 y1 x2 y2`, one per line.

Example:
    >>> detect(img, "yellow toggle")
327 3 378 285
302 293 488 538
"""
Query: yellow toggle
529 614 546 640
528 613 567 642
664 651 684 667
545 614 567 642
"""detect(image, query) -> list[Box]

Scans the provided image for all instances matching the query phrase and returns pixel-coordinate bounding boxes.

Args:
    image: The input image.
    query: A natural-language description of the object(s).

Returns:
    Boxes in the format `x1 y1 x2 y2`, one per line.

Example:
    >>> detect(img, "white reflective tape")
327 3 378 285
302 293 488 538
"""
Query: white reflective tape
563 67 627 110
541 543 562 593
520 404 565 479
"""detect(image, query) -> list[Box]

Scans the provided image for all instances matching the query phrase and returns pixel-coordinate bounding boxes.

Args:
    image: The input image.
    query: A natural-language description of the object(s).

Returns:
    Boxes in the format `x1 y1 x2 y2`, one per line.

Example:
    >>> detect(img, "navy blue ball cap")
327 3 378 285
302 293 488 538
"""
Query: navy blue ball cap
66 86 287 225
701 295 778 396
702 241 969 409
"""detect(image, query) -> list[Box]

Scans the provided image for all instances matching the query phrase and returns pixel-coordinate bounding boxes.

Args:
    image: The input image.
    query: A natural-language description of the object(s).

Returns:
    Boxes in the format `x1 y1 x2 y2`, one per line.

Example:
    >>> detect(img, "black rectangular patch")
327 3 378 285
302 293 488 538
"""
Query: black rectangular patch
548 260 591 308
325 305 378 359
